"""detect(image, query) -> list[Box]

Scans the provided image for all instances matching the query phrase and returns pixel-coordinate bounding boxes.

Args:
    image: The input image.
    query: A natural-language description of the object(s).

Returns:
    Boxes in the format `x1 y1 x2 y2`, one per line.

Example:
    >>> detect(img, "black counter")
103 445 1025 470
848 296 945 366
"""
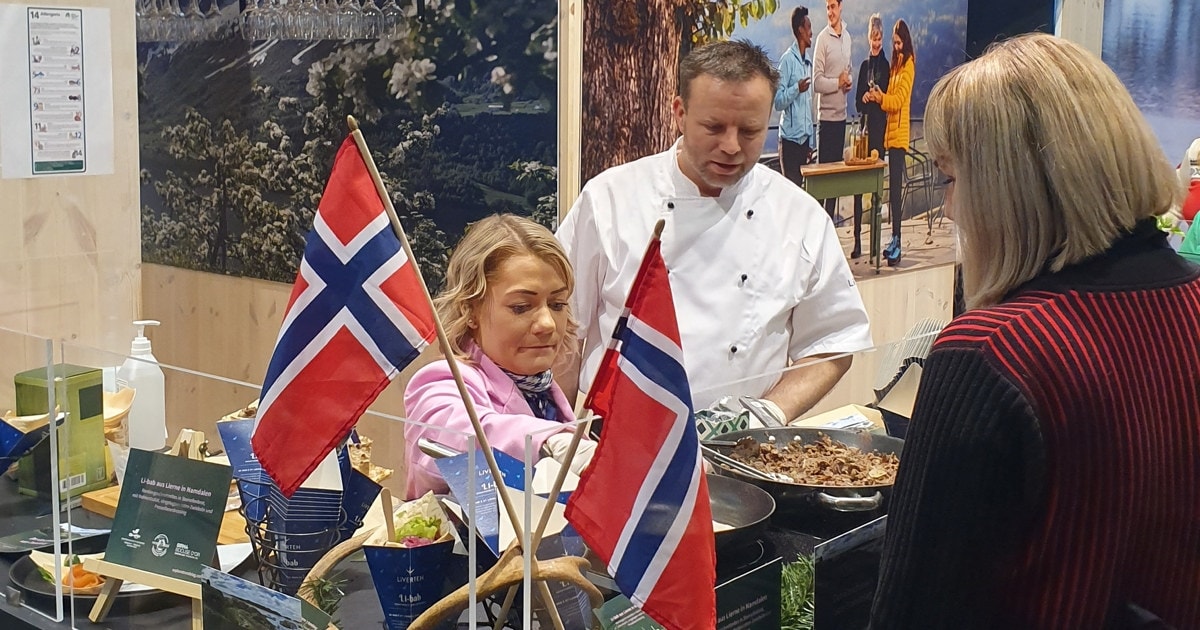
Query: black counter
0 475 434 630
0 476 204 629
0 475 880 629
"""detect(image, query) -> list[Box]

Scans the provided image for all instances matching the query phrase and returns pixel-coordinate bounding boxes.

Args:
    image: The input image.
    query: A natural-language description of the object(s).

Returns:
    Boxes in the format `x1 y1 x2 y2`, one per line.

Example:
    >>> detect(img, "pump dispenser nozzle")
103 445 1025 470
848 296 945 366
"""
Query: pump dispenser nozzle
130 320 161 355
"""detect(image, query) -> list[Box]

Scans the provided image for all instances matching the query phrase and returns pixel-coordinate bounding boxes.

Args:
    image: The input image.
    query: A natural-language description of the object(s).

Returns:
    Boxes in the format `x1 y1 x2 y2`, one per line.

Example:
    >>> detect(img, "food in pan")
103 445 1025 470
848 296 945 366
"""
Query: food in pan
730 433 899 486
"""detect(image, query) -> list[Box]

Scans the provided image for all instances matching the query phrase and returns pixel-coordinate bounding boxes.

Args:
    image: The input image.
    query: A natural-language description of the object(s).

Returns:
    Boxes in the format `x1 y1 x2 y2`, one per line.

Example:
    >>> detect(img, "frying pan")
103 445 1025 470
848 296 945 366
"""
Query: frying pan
707 473 775 552
418 439 775 551
704 427 904 515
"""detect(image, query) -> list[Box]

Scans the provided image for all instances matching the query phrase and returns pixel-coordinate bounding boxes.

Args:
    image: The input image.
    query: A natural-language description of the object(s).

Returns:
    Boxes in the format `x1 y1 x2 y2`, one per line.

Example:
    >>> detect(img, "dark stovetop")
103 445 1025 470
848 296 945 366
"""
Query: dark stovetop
726 505 885 565
716 509 886 630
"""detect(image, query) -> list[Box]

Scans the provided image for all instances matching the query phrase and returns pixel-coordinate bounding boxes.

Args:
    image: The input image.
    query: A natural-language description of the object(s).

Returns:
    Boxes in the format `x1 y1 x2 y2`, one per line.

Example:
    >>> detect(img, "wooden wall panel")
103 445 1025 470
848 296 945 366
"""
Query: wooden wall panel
1055 0 1104 57
556 0 583 217
0 0 140 354
808 262 956 415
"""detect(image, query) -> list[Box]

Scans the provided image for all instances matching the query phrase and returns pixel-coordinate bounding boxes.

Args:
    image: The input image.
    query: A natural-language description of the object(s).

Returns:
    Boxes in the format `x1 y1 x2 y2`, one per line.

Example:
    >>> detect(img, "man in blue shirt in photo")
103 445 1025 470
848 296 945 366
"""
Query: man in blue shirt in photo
774 6 815 188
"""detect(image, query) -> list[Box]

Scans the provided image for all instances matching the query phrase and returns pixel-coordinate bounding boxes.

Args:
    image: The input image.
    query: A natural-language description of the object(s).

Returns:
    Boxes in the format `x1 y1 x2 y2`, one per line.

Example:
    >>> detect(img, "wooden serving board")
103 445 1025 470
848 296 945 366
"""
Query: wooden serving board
80 485 249 545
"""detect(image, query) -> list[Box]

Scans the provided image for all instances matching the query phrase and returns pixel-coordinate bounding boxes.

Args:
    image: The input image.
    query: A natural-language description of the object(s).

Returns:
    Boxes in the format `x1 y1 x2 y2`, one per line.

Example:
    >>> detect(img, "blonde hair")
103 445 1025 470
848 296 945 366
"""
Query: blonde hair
868 13 883 39
925 34 1182 309
435 214 578 362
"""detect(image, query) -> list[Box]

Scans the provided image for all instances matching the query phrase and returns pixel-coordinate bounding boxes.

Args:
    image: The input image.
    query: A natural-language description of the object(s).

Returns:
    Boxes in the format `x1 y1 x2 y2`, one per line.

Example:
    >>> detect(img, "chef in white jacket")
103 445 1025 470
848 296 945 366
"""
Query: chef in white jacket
556 40 872 424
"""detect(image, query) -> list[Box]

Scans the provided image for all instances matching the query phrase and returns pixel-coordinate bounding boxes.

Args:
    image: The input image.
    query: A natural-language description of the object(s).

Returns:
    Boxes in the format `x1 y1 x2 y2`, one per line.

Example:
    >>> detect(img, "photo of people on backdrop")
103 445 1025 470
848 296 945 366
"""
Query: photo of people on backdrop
577 0 967 274
730 0 966 270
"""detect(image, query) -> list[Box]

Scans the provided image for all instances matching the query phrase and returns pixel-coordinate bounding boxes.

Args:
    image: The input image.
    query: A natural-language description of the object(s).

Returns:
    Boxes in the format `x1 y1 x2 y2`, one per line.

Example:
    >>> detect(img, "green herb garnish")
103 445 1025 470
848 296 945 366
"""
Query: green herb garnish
300 570 347 624
780 556 816 630
35 555 81 584
36 566 54 584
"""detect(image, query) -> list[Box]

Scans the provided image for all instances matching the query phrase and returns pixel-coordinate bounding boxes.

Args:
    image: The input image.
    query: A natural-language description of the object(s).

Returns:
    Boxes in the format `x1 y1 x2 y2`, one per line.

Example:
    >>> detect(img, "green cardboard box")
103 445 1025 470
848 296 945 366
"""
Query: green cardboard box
15 364 109 499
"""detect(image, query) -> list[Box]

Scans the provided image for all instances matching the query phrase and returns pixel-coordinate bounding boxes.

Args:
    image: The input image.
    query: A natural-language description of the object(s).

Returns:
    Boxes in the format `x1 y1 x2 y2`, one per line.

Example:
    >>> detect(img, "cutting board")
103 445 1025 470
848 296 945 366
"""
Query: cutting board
80 485 250 545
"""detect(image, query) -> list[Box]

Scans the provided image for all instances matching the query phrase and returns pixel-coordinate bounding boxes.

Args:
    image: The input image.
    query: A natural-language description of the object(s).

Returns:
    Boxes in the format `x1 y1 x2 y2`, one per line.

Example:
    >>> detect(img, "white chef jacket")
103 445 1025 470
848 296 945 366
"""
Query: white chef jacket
557 141 873 408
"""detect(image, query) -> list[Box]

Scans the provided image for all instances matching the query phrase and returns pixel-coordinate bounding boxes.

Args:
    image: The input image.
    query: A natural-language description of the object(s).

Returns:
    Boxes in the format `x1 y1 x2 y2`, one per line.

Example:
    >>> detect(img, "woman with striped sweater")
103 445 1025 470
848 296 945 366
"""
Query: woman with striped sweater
870 34 1200 629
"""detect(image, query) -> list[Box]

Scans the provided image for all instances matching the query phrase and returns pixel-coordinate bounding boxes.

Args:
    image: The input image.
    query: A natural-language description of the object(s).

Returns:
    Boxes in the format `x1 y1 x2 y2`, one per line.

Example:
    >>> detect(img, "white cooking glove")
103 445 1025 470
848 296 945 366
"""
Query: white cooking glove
542 433 598 476
742 397 789 427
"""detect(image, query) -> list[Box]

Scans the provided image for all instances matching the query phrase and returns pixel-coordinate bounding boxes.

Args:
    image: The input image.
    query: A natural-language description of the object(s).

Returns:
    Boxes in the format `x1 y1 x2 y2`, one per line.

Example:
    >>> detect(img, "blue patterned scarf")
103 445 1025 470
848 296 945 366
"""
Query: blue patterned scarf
500 368 559 422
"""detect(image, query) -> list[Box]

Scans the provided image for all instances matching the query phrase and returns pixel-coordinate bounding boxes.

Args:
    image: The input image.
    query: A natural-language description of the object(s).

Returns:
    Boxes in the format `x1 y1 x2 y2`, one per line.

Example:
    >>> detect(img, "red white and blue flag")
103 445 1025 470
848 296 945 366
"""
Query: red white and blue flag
251 136 436 497
564 234 717 630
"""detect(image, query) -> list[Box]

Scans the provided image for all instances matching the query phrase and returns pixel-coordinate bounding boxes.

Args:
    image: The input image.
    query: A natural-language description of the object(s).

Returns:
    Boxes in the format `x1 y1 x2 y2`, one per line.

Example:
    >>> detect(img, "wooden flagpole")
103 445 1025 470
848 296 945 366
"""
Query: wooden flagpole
530 219 666 550
346 116 524 539
346 117 566 629
490 220 669 626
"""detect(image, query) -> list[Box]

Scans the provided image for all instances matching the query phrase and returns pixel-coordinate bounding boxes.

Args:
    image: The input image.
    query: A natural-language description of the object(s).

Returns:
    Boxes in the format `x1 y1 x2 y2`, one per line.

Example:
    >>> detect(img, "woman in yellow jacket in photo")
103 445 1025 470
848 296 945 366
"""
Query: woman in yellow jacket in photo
865 19 914 265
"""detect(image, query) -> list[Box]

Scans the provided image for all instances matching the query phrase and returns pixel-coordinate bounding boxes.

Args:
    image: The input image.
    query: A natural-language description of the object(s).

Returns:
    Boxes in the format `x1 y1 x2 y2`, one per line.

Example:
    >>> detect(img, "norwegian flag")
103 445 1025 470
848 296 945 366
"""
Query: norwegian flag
564 233 717 630
251 136 436 497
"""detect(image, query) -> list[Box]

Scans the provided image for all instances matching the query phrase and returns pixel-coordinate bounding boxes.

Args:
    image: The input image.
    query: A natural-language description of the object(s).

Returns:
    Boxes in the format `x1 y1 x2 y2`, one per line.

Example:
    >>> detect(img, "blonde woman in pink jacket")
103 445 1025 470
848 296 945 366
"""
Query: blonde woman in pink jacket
403 214 595 498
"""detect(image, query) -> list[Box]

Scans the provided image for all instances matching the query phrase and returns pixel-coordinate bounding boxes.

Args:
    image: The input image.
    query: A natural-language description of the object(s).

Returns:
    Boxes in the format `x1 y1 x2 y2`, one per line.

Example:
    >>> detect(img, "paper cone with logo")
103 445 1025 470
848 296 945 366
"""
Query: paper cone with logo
364 492 456 630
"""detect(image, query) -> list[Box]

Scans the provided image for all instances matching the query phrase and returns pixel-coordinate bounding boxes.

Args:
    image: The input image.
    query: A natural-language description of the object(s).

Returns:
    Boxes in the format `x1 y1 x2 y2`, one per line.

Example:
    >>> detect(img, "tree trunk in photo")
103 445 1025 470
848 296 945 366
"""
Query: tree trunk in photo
581 0 690 182
209 160 228 273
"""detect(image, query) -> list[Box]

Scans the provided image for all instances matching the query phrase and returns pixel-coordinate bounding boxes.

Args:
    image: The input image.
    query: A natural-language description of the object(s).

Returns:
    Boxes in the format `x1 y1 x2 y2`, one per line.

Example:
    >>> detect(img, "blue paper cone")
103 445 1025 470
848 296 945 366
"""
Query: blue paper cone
338 468 381 543
269 487 343 594
364 541 455 630
436 452 501 557
0 417 53 466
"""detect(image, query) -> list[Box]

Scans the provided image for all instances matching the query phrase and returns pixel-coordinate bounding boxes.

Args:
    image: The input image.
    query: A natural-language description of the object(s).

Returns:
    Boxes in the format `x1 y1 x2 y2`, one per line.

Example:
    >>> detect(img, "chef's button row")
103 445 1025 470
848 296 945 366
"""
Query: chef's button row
662 201 755 219
667 267 748 287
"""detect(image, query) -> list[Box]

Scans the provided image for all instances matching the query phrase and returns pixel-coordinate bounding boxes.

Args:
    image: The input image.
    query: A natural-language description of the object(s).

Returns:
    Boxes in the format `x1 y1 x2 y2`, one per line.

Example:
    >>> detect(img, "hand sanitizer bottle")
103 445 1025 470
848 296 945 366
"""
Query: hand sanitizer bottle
118 320 166 451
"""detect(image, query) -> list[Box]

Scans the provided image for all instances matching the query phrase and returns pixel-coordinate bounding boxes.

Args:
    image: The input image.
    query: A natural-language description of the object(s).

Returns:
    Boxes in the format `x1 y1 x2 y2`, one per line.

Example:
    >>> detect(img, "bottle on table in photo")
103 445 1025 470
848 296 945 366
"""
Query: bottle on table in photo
862 118 871 160
849 119 857 160
846 119 858 161
861 120 867 158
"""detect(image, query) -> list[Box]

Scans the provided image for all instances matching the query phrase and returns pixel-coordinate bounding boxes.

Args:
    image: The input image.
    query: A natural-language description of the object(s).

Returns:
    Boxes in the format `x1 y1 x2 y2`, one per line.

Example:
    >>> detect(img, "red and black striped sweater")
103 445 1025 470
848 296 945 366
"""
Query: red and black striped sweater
870 220 1200 629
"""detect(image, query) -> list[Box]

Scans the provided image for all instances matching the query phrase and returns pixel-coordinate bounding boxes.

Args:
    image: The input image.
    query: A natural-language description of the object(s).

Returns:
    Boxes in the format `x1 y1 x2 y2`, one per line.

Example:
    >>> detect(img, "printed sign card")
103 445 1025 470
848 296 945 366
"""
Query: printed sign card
597 595 665 630
105 449 231 582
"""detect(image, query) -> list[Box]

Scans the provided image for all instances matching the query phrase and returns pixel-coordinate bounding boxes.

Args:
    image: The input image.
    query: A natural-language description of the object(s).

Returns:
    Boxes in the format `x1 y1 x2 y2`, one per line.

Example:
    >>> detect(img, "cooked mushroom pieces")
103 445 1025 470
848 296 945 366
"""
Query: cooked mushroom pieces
731 433 899 486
